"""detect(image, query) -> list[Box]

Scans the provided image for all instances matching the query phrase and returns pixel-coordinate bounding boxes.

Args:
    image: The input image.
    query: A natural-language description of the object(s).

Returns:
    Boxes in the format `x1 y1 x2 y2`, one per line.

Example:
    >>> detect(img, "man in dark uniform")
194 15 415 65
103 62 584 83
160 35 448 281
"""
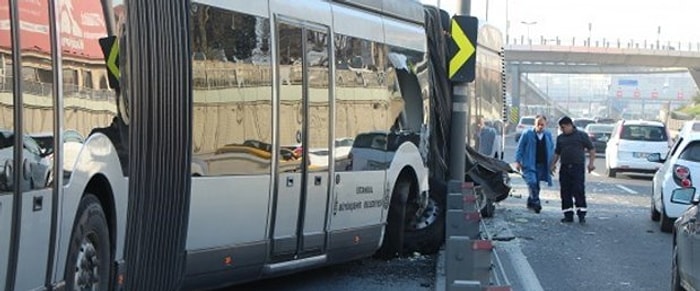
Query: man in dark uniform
550 116 596 223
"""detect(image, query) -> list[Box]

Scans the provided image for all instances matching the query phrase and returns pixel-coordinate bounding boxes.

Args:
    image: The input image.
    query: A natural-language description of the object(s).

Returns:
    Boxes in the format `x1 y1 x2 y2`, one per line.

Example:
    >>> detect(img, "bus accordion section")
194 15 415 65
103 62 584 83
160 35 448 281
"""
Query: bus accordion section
0 0 464 289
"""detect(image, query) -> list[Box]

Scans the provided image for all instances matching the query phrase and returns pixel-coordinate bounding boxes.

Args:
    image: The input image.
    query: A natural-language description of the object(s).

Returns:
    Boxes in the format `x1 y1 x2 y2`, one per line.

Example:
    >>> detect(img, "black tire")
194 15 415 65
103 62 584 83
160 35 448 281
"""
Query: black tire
377 177 446 258
606 167 616 178
65 194 111 290
660 208 674 233
476 187 496 218
480 200 496 218
404 178 445 255
376 179 410 259
671 245 684 291
651 197 661 222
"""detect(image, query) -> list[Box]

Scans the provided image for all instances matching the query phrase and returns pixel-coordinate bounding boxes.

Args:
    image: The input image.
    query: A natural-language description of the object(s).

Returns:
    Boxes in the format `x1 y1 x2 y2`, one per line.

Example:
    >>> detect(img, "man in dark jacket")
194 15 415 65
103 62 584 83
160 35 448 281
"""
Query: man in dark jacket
514 115 555 213
550 116 596 223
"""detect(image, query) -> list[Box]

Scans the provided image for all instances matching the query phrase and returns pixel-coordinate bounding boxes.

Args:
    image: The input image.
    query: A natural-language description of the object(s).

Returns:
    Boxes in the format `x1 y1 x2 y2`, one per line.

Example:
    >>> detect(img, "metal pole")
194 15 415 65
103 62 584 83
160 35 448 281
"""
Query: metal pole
450 84 469 181
457 0 471 15
485 0 489 22
505 0 510 44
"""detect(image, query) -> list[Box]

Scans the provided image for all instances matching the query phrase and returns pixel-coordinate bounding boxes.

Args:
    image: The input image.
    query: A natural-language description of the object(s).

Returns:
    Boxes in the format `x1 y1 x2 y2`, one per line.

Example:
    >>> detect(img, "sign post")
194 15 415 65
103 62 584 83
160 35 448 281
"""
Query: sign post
448 15 478 182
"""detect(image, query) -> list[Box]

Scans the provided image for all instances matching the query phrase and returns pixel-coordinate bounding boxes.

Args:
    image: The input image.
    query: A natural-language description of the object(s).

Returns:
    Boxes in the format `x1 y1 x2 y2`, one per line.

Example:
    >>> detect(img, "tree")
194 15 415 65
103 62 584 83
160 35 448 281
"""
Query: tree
693 91 700 105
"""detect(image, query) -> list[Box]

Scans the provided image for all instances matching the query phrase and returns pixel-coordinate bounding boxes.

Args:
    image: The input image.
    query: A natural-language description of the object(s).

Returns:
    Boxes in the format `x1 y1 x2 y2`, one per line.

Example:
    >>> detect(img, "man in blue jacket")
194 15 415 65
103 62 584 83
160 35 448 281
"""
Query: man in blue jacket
514 115 555 213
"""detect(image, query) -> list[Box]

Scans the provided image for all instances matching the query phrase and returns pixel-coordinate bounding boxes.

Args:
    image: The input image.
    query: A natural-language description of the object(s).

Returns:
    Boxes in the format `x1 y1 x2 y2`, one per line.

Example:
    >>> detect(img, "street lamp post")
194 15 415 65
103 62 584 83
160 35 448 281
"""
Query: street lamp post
588 22 592 47
505 0 509 44
521 21 537 45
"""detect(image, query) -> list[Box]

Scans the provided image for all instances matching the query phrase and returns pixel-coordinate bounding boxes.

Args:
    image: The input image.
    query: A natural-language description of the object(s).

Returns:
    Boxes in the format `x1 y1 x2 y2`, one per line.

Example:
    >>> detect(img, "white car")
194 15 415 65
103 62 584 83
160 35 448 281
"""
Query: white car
649 122 700 232
514 116 536 142
0 131 53 191
605 119 671 178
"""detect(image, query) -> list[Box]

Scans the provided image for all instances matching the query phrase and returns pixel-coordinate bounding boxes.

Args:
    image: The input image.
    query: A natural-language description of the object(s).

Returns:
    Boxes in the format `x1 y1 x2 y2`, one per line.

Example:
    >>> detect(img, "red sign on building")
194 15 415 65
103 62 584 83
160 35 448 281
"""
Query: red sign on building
0 0 107 60
651 90 658 99
616 90 623 98
678 91 684 100
633 89 641 98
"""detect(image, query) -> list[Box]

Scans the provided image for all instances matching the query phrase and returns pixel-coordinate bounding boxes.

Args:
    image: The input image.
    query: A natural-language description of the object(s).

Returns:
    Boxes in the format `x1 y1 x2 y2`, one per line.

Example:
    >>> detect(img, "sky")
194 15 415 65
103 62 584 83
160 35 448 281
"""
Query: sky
420 0 700 46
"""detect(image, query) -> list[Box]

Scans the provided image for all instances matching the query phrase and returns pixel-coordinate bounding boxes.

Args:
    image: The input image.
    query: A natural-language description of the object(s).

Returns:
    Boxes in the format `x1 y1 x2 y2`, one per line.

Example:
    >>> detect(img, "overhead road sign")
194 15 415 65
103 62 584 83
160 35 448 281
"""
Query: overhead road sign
448 16 478 82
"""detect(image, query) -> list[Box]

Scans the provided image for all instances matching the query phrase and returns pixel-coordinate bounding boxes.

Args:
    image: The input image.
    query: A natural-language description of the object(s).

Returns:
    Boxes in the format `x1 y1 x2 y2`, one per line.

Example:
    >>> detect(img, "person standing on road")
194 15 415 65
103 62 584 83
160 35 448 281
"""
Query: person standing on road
493 119 504 160
477 119 497 157
514 115 555 213
550 116 596 223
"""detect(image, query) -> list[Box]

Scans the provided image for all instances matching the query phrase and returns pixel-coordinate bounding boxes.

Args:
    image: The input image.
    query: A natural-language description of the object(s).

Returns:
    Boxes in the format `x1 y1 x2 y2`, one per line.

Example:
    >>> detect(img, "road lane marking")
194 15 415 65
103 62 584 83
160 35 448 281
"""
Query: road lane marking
497 241 545 291
616 184 638 194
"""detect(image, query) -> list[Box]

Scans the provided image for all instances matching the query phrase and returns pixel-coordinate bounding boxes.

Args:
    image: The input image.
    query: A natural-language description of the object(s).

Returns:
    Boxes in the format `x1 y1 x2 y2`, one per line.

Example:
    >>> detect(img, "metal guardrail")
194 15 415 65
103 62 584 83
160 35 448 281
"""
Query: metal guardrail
0 81 115 102
444 180 511 291
508 35 700 53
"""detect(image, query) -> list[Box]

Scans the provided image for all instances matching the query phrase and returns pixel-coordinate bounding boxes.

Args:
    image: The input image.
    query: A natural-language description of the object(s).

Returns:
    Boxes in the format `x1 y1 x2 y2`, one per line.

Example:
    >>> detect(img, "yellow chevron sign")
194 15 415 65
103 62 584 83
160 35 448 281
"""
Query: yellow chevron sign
107 38 120 80
448 16 478 82
99 35 120 90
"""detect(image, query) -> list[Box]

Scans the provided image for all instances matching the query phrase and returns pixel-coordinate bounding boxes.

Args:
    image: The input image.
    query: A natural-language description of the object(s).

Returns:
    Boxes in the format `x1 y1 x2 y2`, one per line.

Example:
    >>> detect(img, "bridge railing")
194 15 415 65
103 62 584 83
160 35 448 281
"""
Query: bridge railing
508 35 700 53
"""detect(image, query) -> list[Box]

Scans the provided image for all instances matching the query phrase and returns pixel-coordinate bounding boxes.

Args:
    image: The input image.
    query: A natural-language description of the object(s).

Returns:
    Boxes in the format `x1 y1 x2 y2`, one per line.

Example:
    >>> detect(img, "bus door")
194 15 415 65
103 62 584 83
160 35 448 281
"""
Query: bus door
2 0 57 288
272 19 332 258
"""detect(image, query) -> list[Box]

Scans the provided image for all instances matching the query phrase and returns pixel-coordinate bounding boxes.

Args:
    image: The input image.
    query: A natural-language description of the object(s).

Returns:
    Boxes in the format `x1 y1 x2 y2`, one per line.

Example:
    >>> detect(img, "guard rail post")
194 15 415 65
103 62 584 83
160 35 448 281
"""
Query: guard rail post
445 180 478 291
446 180 490 291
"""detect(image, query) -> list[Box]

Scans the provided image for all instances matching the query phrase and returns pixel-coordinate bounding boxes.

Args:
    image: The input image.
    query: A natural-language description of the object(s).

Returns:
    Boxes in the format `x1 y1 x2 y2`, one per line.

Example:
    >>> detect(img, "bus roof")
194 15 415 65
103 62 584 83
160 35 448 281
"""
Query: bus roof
335 0 425 24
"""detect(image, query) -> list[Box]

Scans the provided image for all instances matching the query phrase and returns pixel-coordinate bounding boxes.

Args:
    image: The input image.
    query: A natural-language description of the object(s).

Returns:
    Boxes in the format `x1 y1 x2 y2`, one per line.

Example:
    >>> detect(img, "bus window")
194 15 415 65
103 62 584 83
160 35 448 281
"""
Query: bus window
61 0 117 179
190 5 273 176
334 35 391 172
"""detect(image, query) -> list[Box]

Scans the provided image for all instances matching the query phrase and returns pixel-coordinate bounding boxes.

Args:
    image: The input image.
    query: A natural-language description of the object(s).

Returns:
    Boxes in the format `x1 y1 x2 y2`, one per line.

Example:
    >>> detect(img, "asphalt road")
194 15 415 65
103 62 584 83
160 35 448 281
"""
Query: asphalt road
492 133 673 291
229 254 436 291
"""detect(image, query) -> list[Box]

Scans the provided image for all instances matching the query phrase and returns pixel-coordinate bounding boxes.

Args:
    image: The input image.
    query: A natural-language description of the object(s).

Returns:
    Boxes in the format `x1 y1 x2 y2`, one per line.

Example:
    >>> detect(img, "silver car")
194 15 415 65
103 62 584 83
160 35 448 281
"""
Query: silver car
0 131 52 191
670 189 700 290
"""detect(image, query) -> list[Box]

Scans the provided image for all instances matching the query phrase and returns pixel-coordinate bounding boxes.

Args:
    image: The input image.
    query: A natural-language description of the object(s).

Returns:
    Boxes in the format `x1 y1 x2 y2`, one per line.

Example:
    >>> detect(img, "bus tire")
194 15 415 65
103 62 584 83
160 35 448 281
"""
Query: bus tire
403 177 445 255
65 194 111 290
376 179 410 259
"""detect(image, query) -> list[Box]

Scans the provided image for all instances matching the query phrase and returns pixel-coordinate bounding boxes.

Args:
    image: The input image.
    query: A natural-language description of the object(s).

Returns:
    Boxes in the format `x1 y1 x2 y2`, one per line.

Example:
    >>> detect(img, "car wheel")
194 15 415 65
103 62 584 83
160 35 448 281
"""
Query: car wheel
671 245 683 291
650 197 661 222
475 186 496 218
660 208 674 233
606 167 616 178
65 194 111 290
403 179 445 255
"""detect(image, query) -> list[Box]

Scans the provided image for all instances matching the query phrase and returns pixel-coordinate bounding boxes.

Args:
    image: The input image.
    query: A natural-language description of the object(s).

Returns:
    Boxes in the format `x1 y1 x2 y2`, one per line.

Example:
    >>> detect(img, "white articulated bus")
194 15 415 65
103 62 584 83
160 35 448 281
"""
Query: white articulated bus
0 0 450 289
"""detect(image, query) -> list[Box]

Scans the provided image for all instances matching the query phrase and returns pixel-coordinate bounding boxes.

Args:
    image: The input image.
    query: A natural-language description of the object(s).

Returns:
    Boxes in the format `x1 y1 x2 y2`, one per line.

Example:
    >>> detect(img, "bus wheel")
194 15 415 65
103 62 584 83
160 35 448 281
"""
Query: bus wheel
376 179 411 259
403 177 445 255
65 194 111 290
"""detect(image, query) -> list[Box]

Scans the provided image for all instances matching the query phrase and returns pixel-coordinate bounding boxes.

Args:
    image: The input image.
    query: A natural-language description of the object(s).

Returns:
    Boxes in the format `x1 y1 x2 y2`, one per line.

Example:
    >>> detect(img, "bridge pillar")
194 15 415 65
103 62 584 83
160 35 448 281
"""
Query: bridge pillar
509 65 521 126
689 68 700 93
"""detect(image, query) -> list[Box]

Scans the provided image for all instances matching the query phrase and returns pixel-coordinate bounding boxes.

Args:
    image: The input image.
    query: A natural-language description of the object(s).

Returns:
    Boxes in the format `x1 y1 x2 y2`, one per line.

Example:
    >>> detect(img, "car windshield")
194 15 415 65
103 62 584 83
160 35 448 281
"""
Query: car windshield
353 134 387 150
574 119 596 129
32 136 54 153
620 125 667 141
520 118 535 126
585 124 614 133
0 131 12 149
